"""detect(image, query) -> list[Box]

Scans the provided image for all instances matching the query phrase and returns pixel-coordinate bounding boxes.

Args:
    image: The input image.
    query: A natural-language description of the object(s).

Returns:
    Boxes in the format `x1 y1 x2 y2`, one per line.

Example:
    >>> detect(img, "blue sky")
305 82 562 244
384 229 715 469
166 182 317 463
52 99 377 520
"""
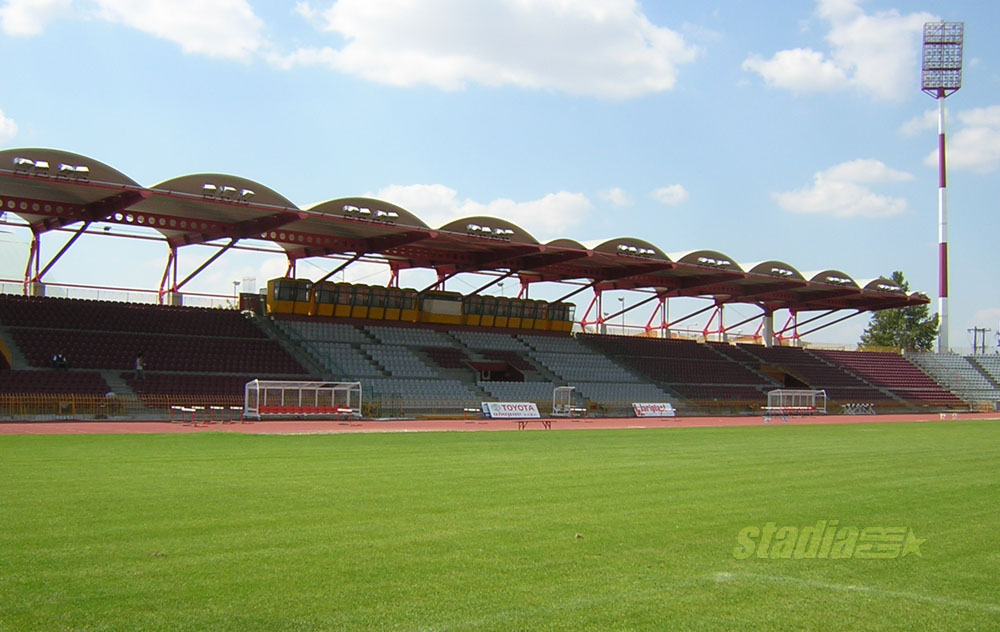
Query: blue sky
0 0 997 351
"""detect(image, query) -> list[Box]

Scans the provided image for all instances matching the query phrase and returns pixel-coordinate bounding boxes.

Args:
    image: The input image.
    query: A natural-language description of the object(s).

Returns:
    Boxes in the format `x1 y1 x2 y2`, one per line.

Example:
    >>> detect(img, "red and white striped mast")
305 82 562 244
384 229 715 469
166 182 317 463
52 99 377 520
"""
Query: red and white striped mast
921 21 964 353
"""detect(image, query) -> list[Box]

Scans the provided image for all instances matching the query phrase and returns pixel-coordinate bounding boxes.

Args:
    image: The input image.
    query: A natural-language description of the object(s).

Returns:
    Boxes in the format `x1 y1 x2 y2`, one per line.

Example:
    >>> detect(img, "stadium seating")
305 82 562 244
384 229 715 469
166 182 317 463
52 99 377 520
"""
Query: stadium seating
0 369 110 395
122 373 263 397
420 346 471 370
578 334 775 407
0 294 265 338
970 355 1000 384
275 318 372 345
362 344 440 378
365 377 478 409
0 293 978 416
2 295 307 376
0 295 310 406
480 381 561 403
366 325 457 348
812 349 964 409
451 330 531 352
906 353 1000 405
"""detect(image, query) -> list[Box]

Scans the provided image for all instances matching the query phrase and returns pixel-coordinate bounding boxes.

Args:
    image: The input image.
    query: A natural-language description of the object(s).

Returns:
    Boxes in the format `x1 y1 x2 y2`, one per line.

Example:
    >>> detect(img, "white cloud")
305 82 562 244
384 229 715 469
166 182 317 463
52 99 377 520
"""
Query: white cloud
773 159 913 218
971 307 1000 335
651 184 689 206
0 0 70 36
294 1 319 24
742 48 848 94
743 0 935 101
95 0 264 61
900 108 938 137
0 108 17 143
276 0 698 98
370 183 592 241
598 187 632 207
924 106 1000 174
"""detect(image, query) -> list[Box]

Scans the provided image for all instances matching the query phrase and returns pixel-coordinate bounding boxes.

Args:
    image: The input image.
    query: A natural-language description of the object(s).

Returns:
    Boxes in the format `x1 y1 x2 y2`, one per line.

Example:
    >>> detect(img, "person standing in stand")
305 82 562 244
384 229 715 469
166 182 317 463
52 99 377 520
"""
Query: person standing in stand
134 352 145 381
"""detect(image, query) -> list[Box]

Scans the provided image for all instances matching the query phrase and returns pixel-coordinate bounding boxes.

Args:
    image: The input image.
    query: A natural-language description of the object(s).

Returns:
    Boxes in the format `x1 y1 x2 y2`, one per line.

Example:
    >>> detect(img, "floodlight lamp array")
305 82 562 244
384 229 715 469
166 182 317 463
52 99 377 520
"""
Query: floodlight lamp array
57 163 90 180
202 183 255 203
13 157 51 176
343 204 399 225
13 156 90 181
466 223 515 241
617 244 656 257
825 275 853 286
921 21 964 95
696 255 732 267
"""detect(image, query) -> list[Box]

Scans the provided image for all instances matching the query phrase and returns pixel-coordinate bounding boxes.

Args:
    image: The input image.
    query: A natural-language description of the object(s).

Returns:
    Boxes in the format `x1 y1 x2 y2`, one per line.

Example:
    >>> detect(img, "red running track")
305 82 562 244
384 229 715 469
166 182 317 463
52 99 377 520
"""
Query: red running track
0 412 996 435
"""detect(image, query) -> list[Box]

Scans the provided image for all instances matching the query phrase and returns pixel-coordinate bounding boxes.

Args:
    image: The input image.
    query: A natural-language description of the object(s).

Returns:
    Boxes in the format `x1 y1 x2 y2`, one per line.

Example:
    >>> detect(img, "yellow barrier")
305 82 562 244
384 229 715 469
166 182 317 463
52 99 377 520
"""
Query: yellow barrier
0 393 131 418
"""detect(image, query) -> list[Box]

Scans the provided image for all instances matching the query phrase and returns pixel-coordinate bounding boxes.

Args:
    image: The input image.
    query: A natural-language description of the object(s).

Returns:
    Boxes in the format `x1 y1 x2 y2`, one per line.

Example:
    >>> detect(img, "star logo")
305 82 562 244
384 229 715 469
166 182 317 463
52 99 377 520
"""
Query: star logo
901 529 926 558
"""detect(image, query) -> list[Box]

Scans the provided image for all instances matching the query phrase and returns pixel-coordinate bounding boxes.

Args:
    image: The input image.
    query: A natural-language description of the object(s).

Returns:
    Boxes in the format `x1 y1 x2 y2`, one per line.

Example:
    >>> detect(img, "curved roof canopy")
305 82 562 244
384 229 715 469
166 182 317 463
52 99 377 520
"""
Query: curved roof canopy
0 147 929 314
133 173 304 247
0 148 149 233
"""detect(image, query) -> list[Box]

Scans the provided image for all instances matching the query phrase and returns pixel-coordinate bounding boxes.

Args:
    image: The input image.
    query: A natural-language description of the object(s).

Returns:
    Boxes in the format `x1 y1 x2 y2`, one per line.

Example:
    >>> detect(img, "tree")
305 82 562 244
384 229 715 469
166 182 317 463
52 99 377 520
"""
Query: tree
859 271 939 351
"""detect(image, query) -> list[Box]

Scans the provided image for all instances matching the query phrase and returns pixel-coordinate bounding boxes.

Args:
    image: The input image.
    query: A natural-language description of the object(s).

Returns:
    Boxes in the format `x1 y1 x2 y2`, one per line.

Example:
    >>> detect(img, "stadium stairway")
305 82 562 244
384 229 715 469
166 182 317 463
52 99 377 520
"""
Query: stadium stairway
408 332 582 410
101 370 136 398
253 314 331 380
425 362 493 402
0 320 30 370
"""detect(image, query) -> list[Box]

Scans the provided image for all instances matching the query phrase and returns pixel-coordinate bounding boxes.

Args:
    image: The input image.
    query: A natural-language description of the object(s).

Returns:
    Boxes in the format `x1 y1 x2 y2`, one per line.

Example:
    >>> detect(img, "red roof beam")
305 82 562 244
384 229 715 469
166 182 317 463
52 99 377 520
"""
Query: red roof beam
21 189 150 233
167 210 306 248
589 261 675 283
283 229 432 262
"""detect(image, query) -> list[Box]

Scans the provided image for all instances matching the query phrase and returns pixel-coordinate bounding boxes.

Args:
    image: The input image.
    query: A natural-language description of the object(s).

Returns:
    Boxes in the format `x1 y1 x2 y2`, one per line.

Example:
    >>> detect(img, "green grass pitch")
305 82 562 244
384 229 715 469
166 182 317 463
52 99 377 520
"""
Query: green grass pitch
2 420 998 631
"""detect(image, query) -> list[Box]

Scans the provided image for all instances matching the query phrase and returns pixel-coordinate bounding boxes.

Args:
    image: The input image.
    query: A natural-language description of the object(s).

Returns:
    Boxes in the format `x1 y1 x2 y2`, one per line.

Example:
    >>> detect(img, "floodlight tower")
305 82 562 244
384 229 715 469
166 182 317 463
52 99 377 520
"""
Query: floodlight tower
921 21 964 353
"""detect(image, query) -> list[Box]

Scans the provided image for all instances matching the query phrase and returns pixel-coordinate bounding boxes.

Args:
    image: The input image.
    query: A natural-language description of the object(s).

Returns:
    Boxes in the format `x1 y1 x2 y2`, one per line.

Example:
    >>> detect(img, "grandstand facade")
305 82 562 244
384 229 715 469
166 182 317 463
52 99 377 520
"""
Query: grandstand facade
0 293 995 420
1 148 997 420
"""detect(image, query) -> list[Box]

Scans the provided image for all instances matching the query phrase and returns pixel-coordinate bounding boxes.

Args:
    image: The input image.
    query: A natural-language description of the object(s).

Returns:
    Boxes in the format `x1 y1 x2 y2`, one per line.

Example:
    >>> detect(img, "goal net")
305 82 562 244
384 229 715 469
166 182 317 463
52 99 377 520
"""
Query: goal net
244 380 362 419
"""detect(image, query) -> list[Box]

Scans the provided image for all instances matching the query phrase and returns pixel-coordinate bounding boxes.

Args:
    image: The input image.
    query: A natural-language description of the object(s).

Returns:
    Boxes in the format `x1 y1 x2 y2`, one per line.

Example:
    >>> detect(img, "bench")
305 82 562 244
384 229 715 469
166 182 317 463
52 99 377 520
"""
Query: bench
256 405 356 419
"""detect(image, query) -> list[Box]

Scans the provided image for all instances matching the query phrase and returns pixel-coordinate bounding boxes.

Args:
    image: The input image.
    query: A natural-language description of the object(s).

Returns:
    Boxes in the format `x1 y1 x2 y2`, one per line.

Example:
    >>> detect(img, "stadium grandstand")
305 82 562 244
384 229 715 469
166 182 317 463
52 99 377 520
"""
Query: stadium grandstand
1 148 998 420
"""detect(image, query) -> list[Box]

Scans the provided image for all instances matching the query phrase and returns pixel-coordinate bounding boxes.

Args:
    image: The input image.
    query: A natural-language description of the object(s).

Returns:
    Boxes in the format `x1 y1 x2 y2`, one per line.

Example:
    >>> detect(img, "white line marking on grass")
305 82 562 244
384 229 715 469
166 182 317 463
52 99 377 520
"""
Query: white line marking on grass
713 572 1000 614
427 577 711 631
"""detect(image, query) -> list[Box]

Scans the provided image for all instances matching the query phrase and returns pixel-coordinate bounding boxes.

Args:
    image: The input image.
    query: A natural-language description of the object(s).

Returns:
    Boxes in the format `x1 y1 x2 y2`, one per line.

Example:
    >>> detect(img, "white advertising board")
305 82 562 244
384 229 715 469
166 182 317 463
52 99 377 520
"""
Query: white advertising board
483 402 541 419
632 402 676 417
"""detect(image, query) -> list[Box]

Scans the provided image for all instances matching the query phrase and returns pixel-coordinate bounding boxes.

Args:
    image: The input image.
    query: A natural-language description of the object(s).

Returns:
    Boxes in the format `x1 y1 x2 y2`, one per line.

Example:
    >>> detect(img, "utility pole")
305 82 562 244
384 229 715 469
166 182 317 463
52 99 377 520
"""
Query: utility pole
968 327 992 354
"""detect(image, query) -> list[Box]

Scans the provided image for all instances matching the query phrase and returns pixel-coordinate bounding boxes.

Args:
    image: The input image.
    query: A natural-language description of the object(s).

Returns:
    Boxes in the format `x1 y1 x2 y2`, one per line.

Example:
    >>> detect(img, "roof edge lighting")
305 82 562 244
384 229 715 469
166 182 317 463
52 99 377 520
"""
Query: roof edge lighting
343 204 399 225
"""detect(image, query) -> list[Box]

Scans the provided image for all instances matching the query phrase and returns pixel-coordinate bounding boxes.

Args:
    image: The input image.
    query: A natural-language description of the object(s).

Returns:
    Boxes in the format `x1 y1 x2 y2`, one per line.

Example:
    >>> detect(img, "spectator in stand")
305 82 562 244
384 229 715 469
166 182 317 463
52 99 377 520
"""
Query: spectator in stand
134 352 145 381
51 351 68 370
